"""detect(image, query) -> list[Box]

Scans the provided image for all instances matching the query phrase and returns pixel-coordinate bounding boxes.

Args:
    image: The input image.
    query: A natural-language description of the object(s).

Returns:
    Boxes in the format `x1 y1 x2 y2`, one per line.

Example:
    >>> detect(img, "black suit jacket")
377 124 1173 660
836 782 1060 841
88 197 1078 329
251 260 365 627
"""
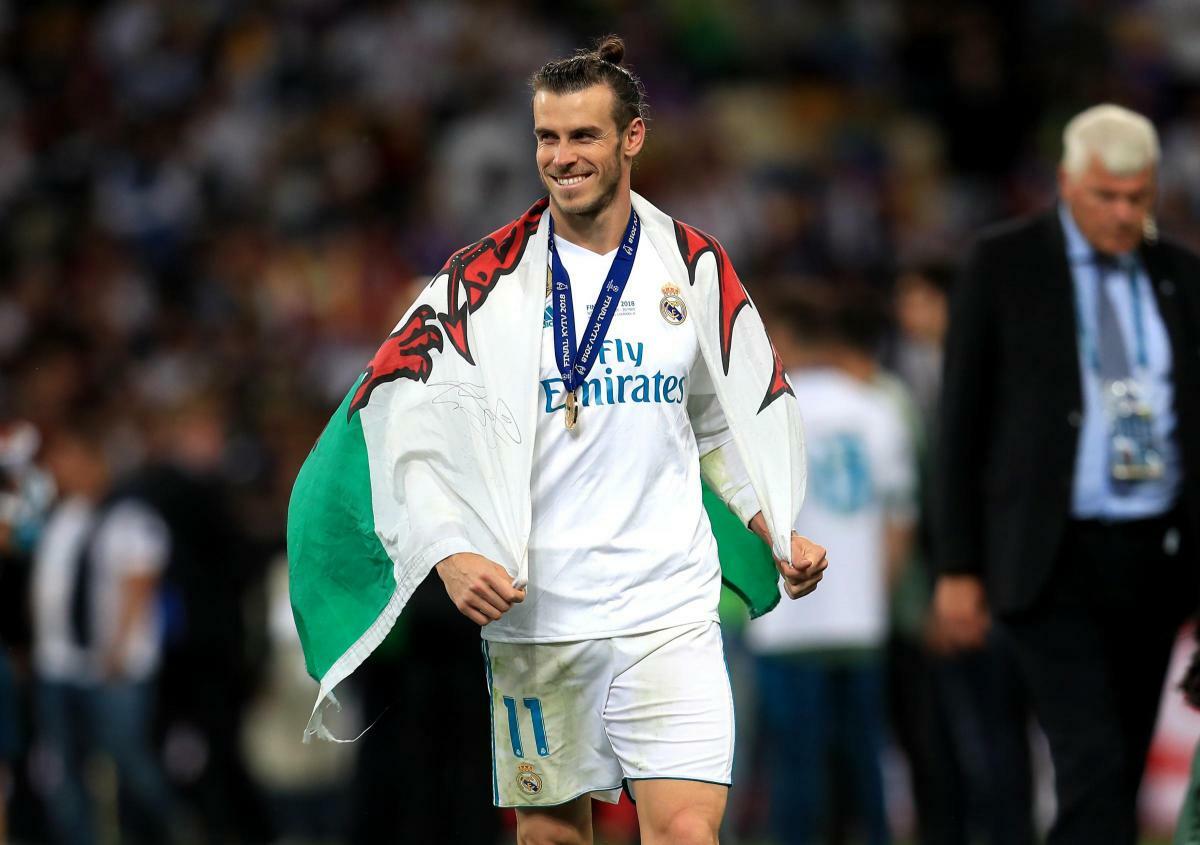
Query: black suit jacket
933 209 1200 615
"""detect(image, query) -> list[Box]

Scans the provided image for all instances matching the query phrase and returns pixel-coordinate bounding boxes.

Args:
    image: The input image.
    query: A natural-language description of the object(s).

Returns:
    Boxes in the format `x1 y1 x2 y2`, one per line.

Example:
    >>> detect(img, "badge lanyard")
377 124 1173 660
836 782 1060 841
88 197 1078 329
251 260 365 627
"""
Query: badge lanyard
547 209 640 429
1075 261 1148 374
1073 258 1163 486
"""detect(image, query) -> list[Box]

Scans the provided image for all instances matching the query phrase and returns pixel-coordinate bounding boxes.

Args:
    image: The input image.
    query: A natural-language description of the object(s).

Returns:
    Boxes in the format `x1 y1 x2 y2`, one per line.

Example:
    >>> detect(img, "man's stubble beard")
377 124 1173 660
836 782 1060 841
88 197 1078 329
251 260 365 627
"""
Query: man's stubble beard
544 144 624 220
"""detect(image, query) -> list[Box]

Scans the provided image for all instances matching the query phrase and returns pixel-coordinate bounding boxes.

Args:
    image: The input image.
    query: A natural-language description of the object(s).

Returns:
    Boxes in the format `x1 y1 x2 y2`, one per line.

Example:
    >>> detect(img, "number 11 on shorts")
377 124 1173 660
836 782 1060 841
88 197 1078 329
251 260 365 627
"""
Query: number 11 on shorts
502 696 550 758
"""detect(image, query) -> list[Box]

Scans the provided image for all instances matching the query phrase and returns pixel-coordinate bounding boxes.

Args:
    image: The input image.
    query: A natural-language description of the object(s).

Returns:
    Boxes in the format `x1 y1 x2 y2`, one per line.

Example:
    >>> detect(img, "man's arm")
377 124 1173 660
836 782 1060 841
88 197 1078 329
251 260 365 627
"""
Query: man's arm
103 571 159 679
931 239 998 650
688 356 826 598
97 502 170 679
688 388 761 527
434 554 525 626
409 463 526 626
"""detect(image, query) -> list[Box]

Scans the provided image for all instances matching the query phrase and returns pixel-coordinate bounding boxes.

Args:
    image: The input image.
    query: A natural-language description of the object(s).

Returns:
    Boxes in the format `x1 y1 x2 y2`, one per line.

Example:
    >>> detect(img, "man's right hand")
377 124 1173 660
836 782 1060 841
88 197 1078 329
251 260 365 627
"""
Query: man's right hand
931 574 990 652
435 553 526 626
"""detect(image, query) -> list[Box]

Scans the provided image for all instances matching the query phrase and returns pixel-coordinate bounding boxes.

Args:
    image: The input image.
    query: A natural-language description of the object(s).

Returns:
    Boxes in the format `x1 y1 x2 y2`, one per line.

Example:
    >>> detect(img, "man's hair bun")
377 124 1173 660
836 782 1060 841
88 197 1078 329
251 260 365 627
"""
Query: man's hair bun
596 35 625 65
531 34 646 129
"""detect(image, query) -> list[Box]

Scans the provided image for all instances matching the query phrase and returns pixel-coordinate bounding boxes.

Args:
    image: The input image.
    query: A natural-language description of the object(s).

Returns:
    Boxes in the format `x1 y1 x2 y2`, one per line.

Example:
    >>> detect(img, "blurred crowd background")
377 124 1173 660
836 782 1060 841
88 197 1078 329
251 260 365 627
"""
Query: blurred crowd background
2 0 1200 843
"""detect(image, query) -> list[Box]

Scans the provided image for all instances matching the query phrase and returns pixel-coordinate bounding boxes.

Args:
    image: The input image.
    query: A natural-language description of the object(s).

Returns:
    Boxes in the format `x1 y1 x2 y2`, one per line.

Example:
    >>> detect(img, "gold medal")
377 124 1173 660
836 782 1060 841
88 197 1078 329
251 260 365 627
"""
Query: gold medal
564 389 579 430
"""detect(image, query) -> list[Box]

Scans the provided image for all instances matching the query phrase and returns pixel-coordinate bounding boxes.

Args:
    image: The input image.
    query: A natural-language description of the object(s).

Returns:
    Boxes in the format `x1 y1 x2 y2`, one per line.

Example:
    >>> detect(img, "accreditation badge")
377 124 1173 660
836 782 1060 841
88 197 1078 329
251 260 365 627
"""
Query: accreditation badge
1104 379 1164 482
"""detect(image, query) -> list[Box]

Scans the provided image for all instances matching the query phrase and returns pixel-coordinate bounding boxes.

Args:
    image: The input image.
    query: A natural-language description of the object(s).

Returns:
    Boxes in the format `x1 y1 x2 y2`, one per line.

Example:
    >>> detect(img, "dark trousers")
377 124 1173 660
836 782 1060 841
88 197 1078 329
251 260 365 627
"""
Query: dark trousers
35 679 173 845
889 632 1035 845
1000 511 1197 845
756 653 890 845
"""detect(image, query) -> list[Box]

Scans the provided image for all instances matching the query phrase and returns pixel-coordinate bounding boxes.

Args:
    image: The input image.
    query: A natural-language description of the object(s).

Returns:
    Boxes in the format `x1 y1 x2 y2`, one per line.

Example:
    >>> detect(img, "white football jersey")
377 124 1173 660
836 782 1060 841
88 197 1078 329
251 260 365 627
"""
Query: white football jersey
483 234 721 642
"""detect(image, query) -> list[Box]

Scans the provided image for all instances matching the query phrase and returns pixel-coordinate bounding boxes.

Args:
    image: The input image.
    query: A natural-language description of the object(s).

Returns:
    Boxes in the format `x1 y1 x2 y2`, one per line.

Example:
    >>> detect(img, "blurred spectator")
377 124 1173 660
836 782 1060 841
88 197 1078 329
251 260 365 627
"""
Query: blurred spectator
241 554 354 844
886 263 1037 845
31 418 175 845
130 396 274 844
889 263 951 431
747 287 916 845
933 104 1200 845
0 415 55 842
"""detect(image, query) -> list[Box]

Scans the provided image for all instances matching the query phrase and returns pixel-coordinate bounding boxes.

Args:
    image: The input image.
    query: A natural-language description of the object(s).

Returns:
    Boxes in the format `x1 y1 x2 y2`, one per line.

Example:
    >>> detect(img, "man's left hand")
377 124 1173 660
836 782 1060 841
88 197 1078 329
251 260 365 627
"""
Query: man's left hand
777 533 828 599
748 512 828 599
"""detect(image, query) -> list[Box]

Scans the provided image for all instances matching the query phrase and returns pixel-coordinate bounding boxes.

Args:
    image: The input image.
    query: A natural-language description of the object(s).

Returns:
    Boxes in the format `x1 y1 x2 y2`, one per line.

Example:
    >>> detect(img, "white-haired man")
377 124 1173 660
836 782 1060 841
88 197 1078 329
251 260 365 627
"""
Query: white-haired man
932 103 1200 844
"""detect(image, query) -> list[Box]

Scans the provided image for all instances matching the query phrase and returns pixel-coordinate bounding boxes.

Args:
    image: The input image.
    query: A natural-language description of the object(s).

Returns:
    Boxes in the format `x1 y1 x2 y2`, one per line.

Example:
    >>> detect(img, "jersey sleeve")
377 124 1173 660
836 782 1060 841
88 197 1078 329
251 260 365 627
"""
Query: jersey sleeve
96 501 171 577
688 352 761 526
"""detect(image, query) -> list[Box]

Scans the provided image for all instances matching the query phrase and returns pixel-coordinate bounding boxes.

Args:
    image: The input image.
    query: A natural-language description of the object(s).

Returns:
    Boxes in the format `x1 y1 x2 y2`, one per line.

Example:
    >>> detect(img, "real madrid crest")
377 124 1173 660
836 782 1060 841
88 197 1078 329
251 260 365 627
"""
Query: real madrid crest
517 763 544 795
660 283 687 325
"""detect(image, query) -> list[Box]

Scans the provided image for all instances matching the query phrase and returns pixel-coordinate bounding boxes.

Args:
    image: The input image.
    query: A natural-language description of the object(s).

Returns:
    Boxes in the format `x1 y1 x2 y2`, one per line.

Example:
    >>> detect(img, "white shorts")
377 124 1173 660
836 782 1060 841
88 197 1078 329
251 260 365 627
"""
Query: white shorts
481 620 734 808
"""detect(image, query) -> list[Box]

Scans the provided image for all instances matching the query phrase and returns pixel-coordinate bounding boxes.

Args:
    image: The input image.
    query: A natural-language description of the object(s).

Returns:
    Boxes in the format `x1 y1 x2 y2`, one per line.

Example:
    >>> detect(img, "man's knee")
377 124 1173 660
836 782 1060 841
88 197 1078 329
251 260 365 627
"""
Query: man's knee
516 821 590 845
515 802 592 845
654 808 719 845
635 779 725 845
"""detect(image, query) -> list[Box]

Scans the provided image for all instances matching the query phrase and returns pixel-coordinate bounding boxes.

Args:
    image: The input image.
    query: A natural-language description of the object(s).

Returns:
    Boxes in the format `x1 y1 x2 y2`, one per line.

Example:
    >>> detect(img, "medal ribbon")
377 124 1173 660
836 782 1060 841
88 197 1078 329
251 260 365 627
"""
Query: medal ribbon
548 209 640 393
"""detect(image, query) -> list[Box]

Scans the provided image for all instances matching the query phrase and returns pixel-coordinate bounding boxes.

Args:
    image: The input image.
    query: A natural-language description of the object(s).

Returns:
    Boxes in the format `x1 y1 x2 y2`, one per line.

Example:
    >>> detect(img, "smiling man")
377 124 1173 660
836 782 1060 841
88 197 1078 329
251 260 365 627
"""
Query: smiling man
932 104 1200 845
429 36 822 845
288 34 824 845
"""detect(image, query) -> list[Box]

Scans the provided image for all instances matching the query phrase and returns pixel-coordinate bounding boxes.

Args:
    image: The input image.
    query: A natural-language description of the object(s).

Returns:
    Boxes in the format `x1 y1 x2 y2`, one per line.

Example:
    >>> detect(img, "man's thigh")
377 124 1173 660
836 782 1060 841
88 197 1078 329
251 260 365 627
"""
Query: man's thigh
606 622 735 788
486 622 734 813
484 638 624 808
632 779 726 845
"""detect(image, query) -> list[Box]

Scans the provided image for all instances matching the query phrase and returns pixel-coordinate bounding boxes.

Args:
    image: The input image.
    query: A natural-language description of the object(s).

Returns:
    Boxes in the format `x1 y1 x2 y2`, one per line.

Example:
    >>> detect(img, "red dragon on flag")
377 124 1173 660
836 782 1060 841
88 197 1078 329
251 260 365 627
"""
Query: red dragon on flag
672 220 793 414
348 304 443 418
348 198 549 419
437 198 548 366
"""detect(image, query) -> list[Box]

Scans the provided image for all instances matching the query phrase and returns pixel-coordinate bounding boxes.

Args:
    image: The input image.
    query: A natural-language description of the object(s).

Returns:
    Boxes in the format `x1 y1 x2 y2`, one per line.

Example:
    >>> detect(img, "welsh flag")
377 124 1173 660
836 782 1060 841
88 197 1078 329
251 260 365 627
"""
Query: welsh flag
288 374 779 693
288 376 397 687
287 194 796 739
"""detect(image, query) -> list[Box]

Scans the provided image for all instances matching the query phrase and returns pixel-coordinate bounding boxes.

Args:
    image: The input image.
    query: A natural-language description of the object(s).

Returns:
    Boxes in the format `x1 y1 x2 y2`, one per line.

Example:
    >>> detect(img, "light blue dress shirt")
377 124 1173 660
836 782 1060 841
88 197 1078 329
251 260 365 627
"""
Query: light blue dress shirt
1060 205 1181 519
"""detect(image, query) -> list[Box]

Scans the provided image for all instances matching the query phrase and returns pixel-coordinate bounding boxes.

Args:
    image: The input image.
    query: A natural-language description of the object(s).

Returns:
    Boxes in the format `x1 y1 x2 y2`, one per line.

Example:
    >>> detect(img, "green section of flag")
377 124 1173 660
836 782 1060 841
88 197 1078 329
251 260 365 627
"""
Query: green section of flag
288 381 398 681
703 482 780 620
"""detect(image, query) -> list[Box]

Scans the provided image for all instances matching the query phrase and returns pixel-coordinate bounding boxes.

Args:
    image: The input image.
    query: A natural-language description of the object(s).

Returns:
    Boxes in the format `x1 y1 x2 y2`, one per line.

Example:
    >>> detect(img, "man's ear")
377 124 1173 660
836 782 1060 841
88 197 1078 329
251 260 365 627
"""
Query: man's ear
1057 166 1072 200
625 117 646 158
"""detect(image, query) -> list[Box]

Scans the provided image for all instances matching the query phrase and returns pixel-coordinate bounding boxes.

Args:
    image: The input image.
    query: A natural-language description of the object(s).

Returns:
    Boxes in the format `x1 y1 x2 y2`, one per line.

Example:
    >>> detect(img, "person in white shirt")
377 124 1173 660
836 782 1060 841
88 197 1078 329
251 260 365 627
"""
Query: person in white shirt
430 36 828 845
32 421 173 845
748 289 916 845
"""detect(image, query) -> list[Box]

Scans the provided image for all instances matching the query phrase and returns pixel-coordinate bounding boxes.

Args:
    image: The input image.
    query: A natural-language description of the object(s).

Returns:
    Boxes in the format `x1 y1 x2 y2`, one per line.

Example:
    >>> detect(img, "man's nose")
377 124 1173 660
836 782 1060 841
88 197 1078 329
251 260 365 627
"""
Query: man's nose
1115 197 1142 226
554 143 578 168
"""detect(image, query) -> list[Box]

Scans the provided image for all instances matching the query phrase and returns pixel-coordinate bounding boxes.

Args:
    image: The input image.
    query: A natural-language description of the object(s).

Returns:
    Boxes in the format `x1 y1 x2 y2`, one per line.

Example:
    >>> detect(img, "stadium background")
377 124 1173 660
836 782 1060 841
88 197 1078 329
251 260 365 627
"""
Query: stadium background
1 0 1200 843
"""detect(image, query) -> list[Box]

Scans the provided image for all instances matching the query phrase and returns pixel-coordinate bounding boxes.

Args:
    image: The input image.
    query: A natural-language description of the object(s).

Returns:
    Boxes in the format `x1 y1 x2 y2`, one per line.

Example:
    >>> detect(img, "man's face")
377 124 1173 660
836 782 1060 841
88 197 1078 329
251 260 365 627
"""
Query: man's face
45 436 103 497
1059 156 1156 255
533 84 642 218
895 273 947 345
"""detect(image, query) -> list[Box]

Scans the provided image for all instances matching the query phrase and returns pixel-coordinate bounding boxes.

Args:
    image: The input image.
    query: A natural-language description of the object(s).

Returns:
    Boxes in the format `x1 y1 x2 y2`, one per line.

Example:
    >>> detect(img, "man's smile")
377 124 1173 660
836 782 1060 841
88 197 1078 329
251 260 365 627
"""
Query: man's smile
551 173 593 187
